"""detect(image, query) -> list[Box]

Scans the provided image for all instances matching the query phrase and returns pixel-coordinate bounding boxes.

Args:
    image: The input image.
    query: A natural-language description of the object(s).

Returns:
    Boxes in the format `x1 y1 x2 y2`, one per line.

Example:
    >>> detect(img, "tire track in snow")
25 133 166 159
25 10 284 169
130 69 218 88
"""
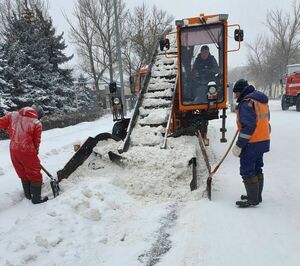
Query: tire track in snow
138 202 181 266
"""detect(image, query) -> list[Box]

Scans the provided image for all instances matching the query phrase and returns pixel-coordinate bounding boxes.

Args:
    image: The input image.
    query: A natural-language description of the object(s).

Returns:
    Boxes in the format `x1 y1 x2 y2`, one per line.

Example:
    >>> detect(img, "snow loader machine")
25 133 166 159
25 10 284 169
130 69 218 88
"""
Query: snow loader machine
57 12 243 199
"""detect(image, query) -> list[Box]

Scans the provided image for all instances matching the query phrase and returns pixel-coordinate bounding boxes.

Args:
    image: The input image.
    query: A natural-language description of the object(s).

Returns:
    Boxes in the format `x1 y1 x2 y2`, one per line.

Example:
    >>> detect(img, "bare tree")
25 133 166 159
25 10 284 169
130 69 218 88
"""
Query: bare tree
82 0 115 82
265 0 300 72
67 0 127 87
65 0 103 91
66 0 173 91
247 36 265 81
247 1 300 94
123 3 174 77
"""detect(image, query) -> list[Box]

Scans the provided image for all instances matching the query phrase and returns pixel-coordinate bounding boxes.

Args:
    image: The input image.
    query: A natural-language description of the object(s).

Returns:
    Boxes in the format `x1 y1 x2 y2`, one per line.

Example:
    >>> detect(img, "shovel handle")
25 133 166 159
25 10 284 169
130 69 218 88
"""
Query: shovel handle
40 164 53 178
211 129 239 175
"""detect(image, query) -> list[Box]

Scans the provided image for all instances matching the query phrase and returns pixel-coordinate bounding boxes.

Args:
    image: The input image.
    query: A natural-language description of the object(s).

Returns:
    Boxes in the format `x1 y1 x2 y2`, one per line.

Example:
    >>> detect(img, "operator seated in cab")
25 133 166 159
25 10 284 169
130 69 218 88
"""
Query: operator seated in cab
192 45 219 81
191 45 219 104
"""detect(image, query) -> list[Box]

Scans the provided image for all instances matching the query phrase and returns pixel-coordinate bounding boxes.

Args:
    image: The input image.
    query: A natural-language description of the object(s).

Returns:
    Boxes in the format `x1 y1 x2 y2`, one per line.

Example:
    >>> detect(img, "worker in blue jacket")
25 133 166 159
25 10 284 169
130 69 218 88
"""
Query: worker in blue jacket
232 79 270 208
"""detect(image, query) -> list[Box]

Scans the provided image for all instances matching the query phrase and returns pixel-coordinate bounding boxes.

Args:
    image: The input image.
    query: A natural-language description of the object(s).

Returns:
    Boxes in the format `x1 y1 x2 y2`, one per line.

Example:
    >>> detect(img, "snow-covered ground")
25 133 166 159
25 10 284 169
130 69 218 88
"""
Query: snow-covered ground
0 100 300 266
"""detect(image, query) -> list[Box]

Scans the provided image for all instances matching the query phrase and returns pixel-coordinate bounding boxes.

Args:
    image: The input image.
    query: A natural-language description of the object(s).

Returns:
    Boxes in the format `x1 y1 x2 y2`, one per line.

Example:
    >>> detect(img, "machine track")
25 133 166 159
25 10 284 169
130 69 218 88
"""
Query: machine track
130 52 178 147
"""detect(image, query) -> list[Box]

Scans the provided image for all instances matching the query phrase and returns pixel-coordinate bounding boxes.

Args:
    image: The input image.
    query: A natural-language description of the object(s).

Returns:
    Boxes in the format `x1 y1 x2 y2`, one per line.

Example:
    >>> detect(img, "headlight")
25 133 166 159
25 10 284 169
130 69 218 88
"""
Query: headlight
208 86 217 94
113 97 120 105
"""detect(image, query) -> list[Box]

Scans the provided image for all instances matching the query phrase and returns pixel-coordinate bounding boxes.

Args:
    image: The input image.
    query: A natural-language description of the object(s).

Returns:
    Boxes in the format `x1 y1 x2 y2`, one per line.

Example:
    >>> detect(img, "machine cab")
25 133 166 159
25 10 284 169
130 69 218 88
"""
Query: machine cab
177 15 229 111
159 13 243 143
173 14 243 112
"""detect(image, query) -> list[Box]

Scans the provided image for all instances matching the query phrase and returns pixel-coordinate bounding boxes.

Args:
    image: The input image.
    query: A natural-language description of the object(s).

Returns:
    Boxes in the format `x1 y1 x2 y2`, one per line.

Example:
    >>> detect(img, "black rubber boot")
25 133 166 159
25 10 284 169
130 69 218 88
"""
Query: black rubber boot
240 174 264 202
21 180 32 200
31 183 48 204
236 177 259 208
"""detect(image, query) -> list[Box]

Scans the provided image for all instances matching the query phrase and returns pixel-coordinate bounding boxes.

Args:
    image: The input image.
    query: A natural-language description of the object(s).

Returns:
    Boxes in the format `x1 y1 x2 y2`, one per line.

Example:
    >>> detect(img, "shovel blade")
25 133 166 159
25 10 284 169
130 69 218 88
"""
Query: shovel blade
189 157 197 191
50 180 60 198
206 176 212 200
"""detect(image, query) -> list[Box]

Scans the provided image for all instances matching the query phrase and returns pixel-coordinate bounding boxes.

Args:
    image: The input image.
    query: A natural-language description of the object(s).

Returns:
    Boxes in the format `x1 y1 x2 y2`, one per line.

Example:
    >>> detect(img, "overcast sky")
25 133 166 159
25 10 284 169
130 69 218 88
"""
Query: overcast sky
49 0 296 70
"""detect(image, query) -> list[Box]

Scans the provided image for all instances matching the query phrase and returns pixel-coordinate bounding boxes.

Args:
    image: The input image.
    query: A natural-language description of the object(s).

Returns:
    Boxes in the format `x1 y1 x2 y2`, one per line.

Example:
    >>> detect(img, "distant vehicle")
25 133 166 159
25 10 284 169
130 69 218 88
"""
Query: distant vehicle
129 66 149 96
281 64 300 111
137 66 148 96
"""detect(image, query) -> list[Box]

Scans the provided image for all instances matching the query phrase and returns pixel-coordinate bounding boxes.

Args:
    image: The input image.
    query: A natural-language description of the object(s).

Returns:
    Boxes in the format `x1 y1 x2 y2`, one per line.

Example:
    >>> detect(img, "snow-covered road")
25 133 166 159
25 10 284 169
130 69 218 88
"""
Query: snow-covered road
0 100 299 266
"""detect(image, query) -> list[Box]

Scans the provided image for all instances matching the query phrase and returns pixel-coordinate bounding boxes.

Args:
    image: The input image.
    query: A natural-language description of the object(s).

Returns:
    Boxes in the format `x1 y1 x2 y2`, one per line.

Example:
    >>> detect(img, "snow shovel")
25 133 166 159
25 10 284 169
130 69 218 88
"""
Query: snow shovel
41 164 60 198
206 130 239 200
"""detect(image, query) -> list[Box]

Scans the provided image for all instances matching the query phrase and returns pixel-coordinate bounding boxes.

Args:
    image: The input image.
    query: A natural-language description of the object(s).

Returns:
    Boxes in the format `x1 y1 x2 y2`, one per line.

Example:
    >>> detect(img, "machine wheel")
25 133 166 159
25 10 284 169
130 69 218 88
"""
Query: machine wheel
112 118 130 140
296 95 300 112
281 94 289 110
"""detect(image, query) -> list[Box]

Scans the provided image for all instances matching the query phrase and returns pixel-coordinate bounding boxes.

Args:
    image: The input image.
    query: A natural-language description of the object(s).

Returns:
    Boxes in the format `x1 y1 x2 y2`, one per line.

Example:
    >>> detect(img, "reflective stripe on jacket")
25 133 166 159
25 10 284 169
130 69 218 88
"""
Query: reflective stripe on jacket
237 99 270 143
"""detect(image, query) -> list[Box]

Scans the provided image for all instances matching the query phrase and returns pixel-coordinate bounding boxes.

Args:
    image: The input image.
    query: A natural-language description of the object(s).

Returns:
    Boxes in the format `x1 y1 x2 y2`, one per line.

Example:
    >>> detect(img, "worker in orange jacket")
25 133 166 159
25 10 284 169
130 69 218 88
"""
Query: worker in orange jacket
232 79 270 208
0 104 48 204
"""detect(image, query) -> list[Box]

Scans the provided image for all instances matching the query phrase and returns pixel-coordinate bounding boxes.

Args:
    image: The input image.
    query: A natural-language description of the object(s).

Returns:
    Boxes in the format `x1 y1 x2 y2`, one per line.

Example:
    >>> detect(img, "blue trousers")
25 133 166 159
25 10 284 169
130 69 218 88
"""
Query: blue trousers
240 145 264 180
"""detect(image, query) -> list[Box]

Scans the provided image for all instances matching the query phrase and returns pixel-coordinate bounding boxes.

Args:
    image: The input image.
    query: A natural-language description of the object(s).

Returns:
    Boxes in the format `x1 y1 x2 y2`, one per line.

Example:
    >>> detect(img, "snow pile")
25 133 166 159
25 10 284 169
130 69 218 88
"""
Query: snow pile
91 135 207 202
142 98 171 108
138 108 169 125
146 88 174 98
148 81 174 91
130 125 165 146
152 68 178 78
93 138 122 160
0 175 157 266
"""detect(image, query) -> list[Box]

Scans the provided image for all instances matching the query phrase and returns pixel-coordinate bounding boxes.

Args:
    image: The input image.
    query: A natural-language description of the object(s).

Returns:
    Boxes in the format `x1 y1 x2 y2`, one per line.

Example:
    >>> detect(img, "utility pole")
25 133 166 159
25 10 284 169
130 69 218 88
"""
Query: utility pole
113 0 126 116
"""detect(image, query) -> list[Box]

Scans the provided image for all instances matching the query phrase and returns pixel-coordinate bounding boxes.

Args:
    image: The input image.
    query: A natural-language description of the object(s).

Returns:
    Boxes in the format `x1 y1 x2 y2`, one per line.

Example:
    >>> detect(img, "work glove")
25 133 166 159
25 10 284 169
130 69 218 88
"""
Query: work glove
232 144 242 157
